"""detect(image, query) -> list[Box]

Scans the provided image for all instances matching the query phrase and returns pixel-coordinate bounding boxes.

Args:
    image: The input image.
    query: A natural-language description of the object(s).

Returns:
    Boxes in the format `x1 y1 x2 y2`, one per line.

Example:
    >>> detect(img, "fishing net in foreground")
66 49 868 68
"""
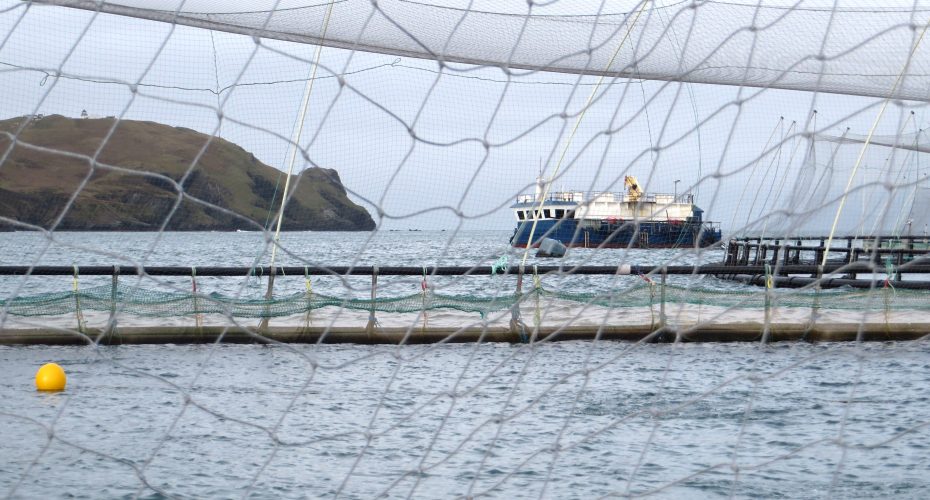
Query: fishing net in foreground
1 0 930 497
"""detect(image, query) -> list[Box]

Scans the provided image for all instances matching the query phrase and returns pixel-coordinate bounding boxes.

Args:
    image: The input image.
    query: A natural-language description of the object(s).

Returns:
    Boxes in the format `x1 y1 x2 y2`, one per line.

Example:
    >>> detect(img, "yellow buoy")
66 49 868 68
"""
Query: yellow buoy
35 363 66 391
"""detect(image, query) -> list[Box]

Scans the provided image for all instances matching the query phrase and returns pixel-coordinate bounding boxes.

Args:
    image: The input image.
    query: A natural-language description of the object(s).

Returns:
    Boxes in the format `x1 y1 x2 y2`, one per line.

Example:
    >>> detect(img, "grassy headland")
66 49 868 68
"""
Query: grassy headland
0 115 375 231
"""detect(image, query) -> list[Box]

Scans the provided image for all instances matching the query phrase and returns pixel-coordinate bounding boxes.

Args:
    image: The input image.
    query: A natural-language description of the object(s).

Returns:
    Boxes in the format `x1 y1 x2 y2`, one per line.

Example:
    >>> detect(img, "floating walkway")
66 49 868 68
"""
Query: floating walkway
1 323 928 345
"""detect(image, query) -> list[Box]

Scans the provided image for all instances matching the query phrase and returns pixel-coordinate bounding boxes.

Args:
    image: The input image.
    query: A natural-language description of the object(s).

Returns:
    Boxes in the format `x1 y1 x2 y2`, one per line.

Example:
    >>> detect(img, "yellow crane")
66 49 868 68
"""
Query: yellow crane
624 175 643 201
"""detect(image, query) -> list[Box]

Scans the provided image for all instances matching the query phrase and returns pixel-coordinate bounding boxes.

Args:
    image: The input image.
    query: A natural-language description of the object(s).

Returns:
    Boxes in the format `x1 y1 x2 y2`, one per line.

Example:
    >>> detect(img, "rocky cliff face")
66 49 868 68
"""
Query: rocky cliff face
0 115 375 231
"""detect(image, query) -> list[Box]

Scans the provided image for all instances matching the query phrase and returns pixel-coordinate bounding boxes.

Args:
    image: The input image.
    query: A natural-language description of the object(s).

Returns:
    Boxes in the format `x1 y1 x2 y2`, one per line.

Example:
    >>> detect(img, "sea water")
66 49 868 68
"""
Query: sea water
0 230 732 297
0 232 929 498
0 230 739 329
2 341 929 499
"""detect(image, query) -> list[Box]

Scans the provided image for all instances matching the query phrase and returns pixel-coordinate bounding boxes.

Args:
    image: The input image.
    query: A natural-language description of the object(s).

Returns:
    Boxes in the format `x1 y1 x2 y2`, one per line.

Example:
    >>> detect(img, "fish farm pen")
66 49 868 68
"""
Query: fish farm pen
722 235 930 288
2 256 930 345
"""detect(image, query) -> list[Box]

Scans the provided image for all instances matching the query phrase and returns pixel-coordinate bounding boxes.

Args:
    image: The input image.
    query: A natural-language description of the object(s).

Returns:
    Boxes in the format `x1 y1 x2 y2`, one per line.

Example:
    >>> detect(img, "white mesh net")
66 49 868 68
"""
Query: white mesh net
2 0 930 497
34 0 930 100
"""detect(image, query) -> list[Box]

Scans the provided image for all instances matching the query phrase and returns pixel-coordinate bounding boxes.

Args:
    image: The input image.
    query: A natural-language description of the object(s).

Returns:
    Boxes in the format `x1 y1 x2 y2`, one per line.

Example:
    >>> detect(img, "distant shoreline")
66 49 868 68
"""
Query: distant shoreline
0 227 374 233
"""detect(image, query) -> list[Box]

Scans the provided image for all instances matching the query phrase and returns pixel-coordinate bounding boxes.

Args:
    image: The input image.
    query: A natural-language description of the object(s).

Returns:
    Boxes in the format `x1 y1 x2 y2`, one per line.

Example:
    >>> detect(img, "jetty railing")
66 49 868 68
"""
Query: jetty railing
515 191 695 205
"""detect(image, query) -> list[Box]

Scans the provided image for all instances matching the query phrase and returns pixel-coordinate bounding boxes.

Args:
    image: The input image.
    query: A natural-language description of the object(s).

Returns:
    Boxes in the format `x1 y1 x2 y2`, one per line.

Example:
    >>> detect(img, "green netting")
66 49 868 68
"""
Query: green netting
0 282 926 320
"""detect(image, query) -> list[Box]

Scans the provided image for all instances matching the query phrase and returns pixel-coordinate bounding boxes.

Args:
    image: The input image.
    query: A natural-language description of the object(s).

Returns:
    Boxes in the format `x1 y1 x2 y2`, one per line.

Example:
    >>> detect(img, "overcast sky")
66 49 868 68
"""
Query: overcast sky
2 0 929 235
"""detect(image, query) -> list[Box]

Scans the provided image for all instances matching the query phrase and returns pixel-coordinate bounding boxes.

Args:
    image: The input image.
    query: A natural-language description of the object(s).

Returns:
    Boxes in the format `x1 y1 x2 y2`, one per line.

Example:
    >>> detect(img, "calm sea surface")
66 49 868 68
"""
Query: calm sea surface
1 232 928 498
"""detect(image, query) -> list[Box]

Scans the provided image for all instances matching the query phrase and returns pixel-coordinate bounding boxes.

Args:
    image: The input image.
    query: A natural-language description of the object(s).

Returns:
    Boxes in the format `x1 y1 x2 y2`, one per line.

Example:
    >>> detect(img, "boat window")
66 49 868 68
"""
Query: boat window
566 210 575 219
545 209 552 218
555 209 565 219
517 210 525 220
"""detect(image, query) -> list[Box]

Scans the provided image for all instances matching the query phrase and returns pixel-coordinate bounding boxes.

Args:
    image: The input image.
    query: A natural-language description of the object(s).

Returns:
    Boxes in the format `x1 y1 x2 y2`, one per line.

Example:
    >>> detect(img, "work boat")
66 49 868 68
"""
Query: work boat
509 176 722 248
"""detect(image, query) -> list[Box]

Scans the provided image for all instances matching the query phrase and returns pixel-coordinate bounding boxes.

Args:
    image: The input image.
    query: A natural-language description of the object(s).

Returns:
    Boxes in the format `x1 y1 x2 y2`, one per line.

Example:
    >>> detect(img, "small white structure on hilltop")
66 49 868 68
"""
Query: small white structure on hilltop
80 109 106 119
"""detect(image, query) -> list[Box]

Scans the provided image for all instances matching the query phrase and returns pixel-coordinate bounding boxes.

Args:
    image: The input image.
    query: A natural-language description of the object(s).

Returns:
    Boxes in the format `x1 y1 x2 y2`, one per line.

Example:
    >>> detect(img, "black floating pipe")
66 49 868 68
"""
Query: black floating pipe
731 274 930 290
4 262 930 277
736 235 920 241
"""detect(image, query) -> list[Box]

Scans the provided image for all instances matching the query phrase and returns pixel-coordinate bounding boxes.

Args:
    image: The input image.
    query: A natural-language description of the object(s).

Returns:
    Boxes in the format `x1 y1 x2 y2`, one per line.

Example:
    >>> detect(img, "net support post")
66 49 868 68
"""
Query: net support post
883 281 892 332
656 268 671 342
104 265 119 340
192 267 203 331
72 265 85 335
259 266 276 332
303 266 313 331
844 238 858 279
648 267 670 343
725 241 736 264
366 265 379 337
509 264 528 342
420 266 430 332
531 265 541 340
762 264 773 343
659 267 667 328
813 240 825 276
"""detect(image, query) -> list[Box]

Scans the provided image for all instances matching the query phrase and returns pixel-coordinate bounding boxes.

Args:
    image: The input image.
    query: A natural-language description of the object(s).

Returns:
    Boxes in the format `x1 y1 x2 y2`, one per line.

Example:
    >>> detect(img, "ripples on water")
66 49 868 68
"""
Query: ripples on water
0 230 734 299
2 342 929 498
1 232 929 497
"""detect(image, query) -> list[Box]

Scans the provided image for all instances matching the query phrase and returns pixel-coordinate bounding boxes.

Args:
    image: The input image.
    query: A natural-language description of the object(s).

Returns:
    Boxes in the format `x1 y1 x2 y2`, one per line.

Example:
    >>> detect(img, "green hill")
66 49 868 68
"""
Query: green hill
0 114 375 231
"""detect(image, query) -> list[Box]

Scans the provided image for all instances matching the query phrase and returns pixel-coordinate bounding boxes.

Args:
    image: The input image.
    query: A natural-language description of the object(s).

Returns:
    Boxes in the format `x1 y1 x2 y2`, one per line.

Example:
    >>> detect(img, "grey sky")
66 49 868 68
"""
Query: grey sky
2 0 928 234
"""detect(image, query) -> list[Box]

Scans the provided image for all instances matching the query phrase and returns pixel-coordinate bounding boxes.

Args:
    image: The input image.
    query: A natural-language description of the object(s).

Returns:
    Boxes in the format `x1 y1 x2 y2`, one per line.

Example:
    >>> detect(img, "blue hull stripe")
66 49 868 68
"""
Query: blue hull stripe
510 219 722 248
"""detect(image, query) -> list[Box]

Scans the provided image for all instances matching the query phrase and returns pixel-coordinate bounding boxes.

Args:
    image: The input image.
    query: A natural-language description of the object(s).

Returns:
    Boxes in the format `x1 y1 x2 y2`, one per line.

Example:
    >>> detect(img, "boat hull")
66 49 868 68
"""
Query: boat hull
510 219 722 248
